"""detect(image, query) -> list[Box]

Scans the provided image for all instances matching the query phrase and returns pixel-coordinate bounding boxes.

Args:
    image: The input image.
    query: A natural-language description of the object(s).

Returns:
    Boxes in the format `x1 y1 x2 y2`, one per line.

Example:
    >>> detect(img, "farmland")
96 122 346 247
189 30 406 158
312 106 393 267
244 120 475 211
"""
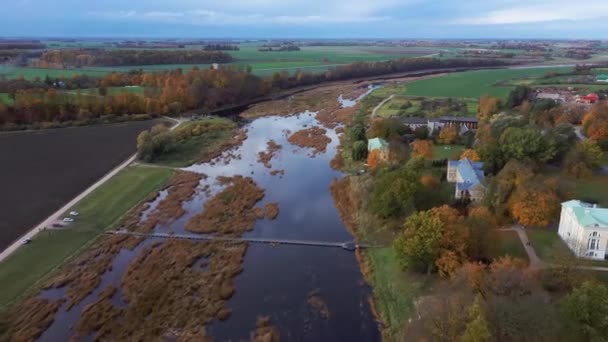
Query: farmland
0 120 159 252
0 165 173 307
402 66 573 99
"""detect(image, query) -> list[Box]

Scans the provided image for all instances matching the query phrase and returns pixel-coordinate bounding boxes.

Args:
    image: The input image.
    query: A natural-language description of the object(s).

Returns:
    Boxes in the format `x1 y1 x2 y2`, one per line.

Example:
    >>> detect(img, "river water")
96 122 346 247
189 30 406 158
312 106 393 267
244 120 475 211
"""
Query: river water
36 92 380 341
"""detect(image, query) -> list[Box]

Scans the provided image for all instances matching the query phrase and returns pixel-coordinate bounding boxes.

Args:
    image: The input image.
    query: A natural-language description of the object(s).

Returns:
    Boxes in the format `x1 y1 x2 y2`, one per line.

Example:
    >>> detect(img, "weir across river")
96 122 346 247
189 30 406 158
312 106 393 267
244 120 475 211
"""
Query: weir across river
105 230 374 251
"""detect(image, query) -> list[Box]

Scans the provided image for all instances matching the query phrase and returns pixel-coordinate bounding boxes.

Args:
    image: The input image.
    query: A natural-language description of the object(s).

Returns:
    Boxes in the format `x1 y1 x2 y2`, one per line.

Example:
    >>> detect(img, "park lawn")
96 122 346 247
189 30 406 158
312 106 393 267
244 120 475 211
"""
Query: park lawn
432 144 465 160
492 230 530 263
403 67 572 99
571 175 608 207
366 247 435 341
0 165 173 308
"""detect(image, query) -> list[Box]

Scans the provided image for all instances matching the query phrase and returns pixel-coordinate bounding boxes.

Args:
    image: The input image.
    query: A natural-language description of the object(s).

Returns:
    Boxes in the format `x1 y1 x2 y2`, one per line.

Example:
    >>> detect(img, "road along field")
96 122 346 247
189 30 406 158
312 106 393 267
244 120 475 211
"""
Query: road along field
0 120 159 252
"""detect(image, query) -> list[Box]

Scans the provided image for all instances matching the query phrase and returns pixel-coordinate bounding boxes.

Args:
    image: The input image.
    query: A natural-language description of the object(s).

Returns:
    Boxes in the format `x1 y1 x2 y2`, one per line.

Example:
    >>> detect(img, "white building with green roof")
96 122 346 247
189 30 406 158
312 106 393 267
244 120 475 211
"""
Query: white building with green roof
597 74 608 83
558 200 608 260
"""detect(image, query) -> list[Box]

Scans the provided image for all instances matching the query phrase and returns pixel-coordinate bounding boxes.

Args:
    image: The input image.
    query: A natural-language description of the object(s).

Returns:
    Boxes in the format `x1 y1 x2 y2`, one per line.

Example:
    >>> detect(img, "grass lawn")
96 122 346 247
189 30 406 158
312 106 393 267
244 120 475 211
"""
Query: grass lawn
432 144 465 160
492 230 530 263
151 117 238 168
403 67 572 99
570 175 608 207
367 247 434 340
526 229 571 263
0 165 173 308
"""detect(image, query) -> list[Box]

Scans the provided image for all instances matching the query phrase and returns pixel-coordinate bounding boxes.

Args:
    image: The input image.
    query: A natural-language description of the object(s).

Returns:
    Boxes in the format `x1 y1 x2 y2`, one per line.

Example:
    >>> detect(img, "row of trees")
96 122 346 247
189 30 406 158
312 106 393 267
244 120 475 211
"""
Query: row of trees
33 49 233 67
0 57 510 130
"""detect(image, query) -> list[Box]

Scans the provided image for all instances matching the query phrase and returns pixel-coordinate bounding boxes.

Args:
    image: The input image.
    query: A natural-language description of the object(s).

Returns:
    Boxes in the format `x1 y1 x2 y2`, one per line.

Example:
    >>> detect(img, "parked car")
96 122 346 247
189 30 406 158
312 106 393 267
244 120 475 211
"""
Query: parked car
22 239 32 245
63 217 75 223
69 211 79 216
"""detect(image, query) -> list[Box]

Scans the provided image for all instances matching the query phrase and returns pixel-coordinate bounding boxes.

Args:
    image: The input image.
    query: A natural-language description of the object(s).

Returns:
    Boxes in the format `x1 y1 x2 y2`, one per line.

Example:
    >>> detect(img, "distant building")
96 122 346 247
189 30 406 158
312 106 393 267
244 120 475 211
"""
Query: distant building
558 200 608 260
399 116 479 133
367 137 389 161
211 63 219 70
447 158 485 202
577 93 600 104
596 74 608 83
398 117 428 130
536 92 565 103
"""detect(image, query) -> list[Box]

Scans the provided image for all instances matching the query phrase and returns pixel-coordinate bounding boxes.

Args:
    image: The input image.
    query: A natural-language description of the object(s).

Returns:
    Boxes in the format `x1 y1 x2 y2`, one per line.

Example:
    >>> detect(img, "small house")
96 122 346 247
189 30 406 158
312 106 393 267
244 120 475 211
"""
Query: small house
578 93 600 104
398 117 429 130
558 200 608 260
447 158 485 202
368 137 389 162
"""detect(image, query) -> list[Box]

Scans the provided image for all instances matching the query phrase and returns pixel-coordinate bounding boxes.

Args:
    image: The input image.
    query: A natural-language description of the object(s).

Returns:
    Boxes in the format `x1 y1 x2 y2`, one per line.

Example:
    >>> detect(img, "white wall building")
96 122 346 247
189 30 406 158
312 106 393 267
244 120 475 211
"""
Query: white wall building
446 158 485 202
558 200 608 260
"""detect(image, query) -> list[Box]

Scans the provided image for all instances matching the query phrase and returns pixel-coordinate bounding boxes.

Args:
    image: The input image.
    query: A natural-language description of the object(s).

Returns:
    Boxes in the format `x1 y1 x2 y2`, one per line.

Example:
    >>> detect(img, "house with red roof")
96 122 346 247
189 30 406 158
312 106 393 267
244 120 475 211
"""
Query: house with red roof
577 93 600 104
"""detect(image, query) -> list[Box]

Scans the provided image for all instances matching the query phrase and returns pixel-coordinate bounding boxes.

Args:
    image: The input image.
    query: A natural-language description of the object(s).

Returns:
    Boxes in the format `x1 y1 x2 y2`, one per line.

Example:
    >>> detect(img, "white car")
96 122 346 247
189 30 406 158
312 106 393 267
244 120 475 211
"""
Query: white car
63 217 75 223
69 211 79 216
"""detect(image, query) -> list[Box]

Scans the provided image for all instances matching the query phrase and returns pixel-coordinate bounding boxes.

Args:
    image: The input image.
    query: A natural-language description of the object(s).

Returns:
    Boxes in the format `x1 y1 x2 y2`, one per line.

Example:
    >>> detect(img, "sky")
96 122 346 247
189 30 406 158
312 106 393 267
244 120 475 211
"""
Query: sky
2 0 608 39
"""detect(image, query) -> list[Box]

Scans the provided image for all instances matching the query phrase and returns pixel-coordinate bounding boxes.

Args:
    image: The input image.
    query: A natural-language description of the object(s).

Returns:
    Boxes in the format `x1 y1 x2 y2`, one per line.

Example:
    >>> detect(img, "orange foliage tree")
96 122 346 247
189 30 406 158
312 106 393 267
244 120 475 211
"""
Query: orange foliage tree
367 149 382 169
420 175 439 189
582 102 608 141
411 139 434 160
508 179 560 228
438 126 459 144
460 149 481 161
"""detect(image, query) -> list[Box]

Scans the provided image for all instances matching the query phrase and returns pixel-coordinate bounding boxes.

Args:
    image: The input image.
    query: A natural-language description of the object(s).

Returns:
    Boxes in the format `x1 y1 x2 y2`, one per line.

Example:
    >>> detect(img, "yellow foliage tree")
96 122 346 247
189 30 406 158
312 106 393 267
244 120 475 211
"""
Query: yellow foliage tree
478 96 502 121
438 126 459 144
509 182 559 227
460 149 481 161
367 149 382 169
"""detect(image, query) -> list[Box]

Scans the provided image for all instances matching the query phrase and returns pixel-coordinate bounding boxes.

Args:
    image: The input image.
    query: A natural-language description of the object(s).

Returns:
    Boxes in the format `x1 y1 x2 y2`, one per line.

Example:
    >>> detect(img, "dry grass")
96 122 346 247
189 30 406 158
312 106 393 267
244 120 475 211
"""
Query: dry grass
287 127 331 156
257 140 282 169
69 240 247 341
185 176 265 235
250 316 280 342
199 130 248 164
6 297 63 341
264 203 280 220
329 177 358 240
307 289 331 320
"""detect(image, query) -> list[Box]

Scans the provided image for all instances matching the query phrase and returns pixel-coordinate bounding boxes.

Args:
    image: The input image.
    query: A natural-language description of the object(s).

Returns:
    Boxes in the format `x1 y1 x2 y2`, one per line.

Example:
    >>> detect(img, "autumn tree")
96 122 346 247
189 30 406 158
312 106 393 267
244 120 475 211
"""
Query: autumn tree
508 178 560 228
460 149 481 161
367 149 382 169
582 101 608 146
431 205 468 277
438 126 459 144
420 175 439 189
411 139 434 160
561 281 608 341
466 206 499 262
478 96 502 121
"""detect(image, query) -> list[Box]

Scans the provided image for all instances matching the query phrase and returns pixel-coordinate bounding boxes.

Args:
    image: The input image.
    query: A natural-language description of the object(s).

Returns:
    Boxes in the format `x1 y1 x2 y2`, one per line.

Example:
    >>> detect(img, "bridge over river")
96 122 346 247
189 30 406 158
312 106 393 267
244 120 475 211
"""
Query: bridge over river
105 230 375 251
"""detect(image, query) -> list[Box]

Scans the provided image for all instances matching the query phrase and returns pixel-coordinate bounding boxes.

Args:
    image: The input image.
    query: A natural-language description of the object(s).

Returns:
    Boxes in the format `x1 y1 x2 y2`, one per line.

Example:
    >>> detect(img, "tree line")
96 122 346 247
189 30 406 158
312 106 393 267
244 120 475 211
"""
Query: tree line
0 57 509 130
32 49 234 68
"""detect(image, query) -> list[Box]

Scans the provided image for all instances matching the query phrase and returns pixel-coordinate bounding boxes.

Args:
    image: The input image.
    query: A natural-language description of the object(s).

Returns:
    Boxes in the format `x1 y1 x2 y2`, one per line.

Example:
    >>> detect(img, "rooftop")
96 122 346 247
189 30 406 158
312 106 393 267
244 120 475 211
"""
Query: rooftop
368 137 389 151
438 116 479 123
562 200 608 228
449 157 485 190
398 117 428 125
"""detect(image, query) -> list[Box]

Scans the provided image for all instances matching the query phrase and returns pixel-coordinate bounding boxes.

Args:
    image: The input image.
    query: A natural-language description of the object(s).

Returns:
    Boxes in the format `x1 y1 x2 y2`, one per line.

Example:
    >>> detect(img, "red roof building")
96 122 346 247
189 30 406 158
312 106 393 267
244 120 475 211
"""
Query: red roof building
580 93 599 104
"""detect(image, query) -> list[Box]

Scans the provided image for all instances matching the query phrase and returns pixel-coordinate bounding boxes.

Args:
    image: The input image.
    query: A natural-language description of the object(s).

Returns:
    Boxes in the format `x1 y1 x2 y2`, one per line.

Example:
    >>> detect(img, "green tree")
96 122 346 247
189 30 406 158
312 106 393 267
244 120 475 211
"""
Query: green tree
564 141 604 178
394 210 444 273
351 141 368 161
506 85 531 108
499 126 558 163
561 281 608 341
461 295 491 342
369 160 421 219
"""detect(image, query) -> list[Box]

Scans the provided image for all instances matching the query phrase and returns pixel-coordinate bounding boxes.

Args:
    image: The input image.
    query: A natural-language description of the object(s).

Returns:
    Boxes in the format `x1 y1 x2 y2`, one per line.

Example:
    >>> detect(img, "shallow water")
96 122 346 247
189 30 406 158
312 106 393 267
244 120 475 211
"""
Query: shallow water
35 90 380 341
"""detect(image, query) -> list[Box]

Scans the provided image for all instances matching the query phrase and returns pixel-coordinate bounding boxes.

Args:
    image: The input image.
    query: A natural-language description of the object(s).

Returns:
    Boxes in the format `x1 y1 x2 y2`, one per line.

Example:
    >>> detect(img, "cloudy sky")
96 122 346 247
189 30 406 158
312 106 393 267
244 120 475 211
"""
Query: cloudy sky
2 0 608 38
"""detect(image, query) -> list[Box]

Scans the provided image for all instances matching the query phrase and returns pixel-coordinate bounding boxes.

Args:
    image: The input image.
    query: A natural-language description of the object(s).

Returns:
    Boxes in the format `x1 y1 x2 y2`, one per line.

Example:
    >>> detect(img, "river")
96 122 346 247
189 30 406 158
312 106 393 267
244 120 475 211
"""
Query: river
36 91 380 341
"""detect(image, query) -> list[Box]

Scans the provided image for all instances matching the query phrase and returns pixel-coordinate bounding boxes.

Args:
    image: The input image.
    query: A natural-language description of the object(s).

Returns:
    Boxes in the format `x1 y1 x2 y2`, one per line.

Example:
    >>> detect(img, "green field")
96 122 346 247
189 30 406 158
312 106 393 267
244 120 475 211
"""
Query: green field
432 144 465 160
375 95 478 118
0 165 173 308
493 230 530 263
402 67 572 99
